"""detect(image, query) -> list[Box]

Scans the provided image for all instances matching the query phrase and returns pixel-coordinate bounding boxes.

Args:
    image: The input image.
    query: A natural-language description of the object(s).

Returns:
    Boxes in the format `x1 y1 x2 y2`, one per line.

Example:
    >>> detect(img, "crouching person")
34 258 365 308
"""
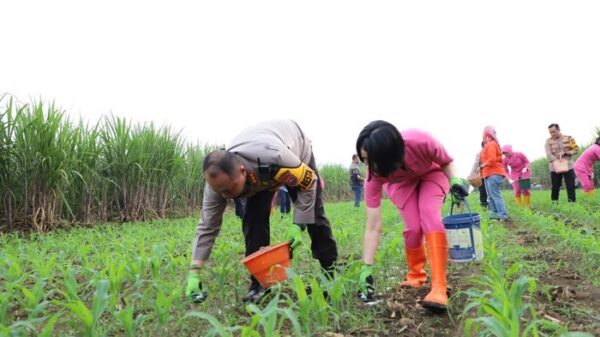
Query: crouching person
185 120 338 304
355 121 467 311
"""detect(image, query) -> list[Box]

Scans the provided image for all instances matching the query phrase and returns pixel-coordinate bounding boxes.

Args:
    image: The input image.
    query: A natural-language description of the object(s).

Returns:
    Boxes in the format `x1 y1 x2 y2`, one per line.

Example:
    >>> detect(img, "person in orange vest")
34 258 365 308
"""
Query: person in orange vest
480 126 509 221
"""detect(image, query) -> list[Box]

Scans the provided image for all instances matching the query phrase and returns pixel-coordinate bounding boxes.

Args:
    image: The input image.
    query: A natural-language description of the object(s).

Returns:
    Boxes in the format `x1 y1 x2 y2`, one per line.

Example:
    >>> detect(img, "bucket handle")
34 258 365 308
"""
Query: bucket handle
450 198 475 223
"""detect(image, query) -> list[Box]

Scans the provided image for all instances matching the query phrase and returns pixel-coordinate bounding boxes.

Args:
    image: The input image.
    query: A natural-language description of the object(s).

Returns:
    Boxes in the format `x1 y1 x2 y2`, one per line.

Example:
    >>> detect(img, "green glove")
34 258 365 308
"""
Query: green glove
450 176 463 187
450 176 469 200
286 224 304 249
185 271 207 303
358 264 375 302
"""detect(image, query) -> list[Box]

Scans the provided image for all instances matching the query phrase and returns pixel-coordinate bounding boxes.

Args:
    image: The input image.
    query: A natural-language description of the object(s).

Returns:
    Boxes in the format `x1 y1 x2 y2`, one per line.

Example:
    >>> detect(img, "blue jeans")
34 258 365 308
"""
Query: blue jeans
484 175 508 219
279 190 291 214
351 185 363 207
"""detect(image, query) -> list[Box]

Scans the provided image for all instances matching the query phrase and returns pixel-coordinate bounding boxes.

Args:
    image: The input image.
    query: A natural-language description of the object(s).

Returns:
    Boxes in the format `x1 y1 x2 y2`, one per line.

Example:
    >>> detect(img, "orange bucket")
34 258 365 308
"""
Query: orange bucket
241 241 291 288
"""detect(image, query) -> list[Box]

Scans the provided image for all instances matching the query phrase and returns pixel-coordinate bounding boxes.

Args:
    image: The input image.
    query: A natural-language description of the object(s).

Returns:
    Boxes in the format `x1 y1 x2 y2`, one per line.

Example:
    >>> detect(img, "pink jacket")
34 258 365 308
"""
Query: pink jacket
502 145 531 181
574 144 600 176
364 129 453 209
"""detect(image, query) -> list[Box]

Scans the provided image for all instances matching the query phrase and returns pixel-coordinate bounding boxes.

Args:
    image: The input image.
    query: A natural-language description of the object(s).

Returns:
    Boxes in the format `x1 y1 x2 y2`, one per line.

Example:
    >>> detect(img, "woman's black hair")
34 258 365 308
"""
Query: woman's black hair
356 120 404 180
595 136 600 146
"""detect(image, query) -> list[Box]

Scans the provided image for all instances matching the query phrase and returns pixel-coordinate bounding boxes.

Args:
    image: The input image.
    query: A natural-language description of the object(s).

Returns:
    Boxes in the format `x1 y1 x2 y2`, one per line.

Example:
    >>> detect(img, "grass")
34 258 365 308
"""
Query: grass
1 197 598 336
0 202 393 336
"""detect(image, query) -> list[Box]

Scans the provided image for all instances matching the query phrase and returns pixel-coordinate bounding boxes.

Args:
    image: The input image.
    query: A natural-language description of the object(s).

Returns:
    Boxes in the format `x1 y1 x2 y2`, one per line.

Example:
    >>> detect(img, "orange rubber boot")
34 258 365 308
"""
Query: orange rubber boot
422 232 448 311
523 195 531 208
399 245 427 288
514 195 522 207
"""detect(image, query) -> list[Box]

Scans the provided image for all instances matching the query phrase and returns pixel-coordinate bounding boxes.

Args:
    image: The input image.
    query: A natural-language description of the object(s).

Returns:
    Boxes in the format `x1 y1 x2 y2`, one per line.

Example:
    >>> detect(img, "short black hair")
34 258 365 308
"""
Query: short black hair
548 123 560 130
352 154 359 160
203 150 241 177
356 120 404 179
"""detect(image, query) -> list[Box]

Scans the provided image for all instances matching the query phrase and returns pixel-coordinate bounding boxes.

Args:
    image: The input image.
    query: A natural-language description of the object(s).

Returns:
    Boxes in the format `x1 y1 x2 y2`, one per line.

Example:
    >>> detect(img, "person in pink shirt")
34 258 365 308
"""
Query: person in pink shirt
574 137 600 198
355 120 468 312
502 145 532 208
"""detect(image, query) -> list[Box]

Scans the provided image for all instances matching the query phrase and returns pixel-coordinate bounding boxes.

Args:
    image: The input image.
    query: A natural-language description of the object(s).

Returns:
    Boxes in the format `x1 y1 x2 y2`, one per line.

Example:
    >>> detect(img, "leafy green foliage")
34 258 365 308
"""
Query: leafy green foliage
0 96 216 231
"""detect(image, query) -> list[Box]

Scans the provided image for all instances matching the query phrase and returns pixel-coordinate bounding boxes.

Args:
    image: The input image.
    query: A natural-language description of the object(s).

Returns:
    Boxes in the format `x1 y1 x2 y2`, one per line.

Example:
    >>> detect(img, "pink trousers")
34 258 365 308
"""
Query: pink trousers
511 181 531 197
398 180 446 249
575 167 594 192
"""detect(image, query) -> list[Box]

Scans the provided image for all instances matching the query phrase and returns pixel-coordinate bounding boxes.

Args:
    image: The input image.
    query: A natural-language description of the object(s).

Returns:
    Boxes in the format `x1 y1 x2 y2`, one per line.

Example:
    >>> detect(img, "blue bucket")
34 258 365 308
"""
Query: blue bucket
443 201 483 262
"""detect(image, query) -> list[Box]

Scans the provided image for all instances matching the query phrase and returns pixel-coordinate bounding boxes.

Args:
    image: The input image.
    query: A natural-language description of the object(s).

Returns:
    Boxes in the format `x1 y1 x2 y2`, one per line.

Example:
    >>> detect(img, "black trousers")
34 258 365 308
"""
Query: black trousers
550 169 576 202
242 158 338 286
479 184 488 206
234 198 246 219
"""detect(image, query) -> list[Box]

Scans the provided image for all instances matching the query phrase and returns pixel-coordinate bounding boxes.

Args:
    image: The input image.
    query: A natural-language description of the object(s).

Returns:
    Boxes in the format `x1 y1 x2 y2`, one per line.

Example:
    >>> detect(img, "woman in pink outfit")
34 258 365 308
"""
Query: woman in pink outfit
502 145 532 208
574 137 600 197
355 120 468 312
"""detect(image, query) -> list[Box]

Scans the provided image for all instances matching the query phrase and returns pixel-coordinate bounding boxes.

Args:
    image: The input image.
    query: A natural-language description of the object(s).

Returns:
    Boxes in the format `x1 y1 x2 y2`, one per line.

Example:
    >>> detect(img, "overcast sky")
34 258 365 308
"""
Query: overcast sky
2 0 599 175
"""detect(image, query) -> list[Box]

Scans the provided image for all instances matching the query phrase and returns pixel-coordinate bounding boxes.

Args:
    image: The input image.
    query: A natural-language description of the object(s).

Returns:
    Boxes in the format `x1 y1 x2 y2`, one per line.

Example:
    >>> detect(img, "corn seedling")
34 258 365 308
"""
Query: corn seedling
0 295 9 326
38 314 59 337
150 284 179 324
183 311 240 337
114 304 144 337
17 280 49 318
63 279 110 337
463 244 541 337
244 292 304 337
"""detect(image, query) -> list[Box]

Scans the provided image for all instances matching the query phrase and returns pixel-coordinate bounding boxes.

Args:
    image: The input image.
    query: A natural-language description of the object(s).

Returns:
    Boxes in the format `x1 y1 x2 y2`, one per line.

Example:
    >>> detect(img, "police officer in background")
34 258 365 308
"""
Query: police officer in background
185 120 338 303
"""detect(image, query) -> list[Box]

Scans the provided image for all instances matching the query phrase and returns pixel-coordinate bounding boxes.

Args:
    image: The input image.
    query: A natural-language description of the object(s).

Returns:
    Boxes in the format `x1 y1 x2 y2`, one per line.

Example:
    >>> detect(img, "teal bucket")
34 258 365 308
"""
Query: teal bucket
518 178 531 190
443 201 483 262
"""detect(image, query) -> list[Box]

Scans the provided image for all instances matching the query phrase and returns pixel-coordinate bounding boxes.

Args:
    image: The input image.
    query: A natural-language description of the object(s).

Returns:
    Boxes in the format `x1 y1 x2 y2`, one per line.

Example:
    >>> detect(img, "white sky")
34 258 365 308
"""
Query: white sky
2 1 600 176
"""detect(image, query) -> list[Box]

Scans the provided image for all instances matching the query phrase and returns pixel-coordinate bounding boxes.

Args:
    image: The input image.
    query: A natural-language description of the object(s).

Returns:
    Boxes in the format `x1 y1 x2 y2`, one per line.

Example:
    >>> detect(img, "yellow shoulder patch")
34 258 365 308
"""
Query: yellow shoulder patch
273 163 316 191
568 136 579 152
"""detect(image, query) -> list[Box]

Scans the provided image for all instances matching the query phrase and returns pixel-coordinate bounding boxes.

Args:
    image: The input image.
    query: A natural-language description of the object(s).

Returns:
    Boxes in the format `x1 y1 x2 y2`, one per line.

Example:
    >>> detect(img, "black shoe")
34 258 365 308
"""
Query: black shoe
305 284 329 300
302 264 337 300
357 275 375 303
190 290 208 303
242 283 270 303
